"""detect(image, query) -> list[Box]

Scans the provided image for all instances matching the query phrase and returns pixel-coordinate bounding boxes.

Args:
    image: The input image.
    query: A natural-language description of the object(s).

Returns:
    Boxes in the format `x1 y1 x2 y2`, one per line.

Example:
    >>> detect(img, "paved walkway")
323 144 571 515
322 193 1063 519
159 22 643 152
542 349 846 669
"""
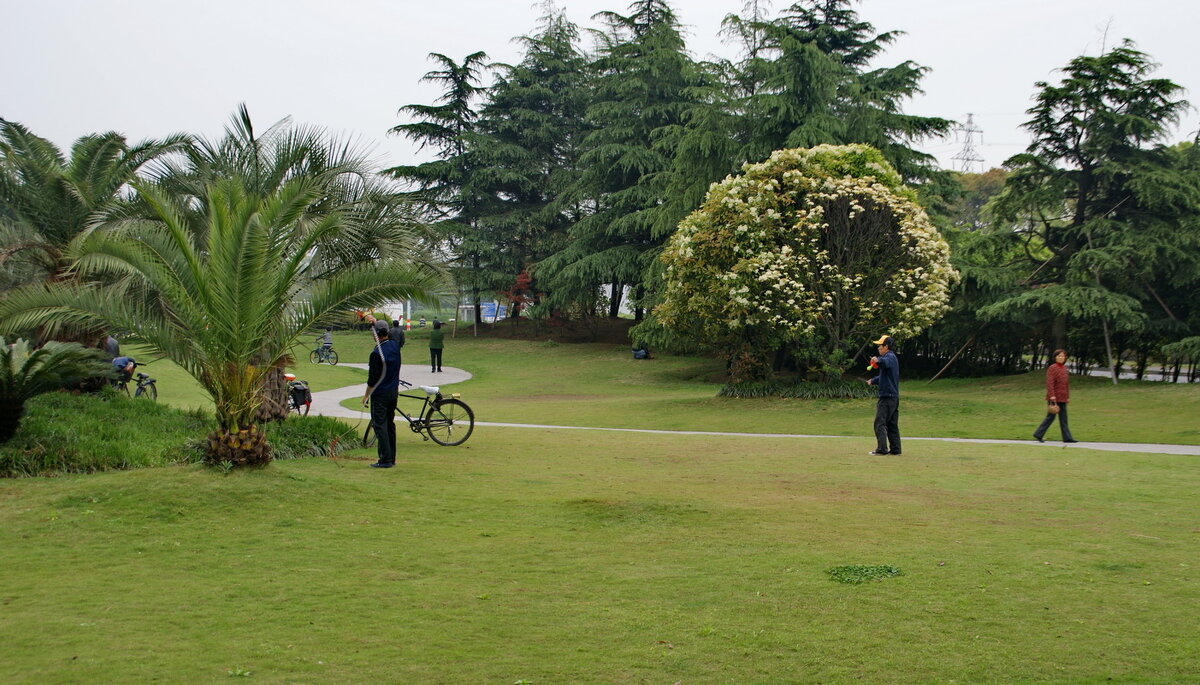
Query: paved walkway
309 366 1200 456
309 363 473 421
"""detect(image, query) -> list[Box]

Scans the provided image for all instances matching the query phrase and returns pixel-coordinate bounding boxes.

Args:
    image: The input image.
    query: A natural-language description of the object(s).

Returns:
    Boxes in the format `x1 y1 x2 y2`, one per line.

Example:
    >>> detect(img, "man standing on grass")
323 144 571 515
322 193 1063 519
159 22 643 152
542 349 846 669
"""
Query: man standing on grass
389 318 406 367
866 334 901 455
363 320 401 468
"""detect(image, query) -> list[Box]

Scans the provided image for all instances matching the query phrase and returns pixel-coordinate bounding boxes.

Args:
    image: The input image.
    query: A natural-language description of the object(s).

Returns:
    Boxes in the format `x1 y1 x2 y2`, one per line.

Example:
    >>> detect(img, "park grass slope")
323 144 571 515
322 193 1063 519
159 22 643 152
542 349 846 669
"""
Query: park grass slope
2 427 1198 682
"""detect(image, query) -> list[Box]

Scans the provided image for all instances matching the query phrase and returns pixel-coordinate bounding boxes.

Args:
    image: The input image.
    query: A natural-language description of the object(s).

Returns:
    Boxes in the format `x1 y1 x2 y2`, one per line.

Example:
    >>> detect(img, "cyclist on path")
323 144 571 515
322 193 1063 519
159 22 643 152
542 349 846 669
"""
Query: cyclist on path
317 327 333 361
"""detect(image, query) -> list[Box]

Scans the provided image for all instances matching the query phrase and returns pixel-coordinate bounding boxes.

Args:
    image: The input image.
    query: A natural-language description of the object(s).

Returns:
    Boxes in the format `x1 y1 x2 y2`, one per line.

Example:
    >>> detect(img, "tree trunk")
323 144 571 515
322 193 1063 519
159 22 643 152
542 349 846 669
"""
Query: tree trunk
608 282 622 318
256 366 290 423
204 423 271 467
1051 316 1067 352
0 403 25 444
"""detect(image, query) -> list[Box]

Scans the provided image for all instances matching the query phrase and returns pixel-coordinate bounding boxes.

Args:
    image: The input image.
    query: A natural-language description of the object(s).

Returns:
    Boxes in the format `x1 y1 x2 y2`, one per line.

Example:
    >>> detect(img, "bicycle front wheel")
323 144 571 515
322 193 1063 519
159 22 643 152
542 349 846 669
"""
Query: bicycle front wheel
326 349 338 365
135 383 158 401
424 399 474 446
308 349 321 364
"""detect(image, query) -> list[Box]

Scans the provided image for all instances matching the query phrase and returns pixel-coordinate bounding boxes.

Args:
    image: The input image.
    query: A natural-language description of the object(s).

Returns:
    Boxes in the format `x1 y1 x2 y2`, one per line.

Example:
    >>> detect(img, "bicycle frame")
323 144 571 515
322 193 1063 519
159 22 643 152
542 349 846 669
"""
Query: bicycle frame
364 380 474 446
394 381 437 431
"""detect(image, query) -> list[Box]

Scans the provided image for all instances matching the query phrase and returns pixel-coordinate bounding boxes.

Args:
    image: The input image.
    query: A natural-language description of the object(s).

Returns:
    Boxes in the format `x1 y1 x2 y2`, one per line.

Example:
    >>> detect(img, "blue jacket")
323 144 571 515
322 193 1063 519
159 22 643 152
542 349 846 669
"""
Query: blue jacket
869 350 899 398
366 339 401 395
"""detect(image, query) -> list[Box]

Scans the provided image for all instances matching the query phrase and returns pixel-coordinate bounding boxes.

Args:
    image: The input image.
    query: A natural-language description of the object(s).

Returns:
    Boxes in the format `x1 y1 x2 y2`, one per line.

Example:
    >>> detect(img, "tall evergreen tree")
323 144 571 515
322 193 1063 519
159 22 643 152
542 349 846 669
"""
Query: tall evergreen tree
749 2 950 178
986 41 1198 352
537 0 703 320
469 3 591 313
387 51 492 323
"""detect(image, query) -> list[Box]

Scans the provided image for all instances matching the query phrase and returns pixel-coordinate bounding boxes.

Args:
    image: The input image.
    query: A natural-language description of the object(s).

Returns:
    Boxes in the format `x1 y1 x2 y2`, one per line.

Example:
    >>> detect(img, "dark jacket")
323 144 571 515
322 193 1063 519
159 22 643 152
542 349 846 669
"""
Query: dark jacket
389 326 406 348
869 350 899 398
1045 362 1069 402
366 339 401 396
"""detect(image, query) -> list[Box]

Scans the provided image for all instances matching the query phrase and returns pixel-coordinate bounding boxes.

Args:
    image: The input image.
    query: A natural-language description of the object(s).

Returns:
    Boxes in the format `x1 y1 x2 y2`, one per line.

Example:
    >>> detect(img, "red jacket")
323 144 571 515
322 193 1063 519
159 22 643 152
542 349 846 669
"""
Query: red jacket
1045 362 1069 402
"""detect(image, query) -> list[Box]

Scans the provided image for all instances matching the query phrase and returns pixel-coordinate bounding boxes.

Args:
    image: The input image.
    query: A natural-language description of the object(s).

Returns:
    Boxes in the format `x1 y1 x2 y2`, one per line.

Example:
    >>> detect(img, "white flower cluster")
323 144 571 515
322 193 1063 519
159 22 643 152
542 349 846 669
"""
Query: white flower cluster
657 144 958 354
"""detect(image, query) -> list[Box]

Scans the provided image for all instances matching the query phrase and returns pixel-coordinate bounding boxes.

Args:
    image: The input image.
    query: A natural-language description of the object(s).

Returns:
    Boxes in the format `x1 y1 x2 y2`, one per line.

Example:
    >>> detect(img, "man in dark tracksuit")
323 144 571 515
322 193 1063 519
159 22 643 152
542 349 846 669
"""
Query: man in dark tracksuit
363 321 402 468
866 334 901 455
388 319 406 367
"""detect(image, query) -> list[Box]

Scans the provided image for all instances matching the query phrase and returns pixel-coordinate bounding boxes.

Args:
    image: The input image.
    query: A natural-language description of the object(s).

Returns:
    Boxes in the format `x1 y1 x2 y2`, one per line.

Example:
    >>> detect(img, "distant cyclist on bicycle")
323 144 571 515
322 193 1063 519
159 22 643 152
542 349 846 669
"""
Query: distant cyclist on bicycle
316 327 333 362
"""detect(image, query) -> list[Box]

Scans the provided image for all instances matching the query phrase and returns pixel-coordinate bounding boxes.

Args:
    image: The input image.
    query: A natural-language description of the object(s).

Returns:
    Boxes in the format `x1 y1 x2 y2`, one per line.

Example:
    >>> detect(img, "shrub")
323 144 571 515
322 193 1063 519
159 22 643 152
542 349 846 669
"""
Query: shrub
0 337 112 443
653 144 958 382
265 414 362 460
0 389 209 477
0 390 364 477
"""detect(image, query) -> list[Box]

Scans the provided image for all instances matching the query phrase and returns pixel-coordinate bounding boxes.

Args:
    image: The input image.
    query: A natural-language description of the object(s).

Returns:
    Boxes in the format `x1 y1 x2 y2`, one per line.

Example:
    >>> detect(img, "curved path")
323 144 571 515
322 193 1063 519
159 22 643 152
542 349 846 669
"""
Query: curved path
308 363 473 421
309 366 1200 457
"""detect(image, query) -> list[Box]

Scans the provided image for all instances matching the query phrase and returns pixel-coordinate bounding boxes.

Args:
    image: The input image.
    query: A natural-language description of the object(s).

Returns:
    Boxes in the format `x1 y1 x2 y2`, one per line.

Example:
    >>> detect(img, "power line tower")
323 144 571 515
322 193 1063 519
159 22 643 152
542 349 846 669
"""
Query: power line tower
950 113 984 172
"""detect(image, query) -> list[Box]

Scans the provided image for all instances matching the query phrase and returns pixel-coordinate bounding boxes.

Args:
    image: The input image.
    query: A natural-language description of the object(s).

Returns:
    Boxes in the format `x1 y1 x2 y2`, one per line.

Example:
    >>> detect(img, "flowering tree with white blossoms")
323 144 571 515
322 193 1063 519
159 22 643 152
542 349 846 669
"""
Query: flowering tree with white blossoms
652 144 958 383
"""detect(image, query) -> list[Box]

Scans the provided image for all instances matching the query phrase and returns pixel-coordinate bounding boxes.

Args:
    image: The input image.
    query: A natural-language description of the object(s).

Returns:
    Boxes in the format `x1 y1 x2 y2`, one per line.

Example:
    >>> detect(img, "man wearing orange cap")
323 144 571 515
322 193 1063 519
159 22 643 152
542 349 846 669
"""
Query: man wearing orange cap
865 334 901 455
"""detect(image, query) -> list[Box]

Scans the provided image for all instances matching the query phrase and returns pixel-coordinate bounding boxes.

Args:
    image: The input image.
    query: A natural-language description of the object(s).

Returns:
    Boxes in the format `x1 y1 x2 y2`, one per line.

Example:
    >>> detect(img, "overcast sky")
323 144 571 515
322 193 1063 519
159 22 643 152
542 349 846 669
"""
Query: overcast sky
3 0 1198 173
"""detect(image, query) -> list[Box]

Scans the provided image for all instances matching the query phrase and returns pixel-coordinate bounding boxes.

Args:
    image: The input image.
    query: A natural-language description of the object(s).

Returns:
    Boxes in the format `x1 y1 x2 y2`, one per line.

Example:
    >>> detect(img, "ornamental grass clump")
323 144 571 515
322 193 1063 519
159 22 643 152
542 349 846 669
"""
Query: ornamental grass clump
653 144 957 384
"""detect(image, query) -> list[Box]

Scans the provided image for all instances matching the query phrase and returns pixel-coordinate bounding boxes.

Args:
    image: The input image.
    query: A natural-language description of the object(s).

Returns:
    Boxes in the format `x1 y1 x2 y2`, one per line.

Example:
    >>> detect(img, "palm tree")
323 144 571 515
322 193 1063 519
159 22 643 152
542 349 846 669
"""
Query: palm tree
0 119 188 287
0 173 449 466
148 106 439 421
0 337 110 443
0 119 188 343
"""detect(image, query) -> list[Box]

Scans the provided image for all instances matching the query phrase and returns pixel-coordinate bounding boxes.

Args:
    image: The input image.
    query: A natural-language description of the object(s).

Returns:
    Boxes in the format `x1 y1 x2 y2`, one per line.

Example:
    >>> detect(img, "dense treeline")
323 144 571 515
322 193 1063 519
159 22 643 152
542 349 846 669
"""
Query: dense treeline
3 0 1199 383
389 0 1200 379
390 0 952 327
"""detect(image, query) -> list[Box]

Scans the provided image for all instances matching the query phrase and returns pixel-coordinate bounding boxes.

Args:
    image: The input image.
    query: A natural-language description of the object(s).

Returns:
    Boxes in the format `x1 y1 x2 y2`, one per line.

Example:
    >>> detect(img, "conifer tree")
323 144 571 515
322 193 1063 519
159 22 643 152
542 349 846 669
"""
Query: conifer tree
985 41 1197 351
536 0 703 320
469 3 591 311
752 1 949 178
387 51 492 323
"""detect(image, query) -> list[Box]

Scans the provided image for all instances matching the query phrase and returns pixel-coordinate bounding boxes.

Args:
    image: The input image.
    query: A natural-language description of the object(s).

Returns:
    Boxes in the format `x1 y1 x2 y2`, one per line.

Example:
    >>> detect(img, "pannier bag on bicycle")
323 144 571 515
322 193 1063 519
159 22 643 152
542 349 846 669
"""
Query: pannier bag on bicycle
286 376 312 414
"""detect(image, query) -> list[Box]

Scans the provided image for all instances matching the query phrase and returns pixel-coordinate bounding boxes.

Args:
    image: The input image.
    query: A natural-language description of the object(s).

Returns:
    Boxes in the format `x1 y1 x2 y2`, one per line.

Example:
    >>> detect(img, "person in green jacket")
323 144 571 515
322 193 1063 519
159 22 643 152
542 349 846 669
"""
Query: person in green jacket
429 320 445 372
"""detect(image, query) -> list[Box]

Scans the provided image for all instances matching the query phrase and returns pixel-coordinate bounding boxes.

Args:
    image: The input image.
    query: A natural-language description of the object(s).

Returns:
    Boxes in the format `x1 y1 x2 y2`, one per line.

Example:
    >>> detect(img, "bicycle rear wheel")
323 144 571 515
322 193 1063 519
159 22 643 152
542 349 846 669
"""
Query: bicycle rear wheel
326 349 338 365
424 398 474 446
308 349 321 364
135 383 157 401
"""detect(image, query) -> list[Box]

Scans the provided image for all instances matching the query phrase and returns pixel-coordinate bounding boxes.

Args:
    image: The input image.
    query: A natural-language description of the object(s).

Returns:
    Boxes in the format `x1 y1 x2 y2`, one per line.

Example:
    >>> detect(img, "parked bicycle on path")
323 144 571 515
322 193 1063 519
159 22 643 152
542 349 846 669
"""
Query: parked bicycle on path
363 380 474 447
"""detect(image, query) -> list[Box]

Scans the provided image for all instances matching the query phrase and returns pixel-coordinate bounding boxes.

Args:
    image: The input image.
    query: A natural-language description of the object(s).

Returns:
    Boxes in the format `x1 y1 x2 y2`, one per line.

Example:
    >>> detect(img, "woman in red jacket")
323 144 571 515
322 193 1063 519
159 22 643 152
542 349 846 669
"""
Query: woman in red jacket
1033 349 1078 443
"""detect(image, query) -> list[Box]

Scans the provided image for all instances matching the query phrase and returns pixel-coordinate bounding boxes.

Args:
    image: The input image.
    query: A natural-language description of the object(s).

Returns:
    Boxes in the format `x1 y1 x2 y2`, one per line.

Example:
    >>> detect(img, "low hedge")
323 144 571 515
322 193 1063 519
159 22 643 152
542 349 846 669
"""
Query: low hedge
1 390 363 477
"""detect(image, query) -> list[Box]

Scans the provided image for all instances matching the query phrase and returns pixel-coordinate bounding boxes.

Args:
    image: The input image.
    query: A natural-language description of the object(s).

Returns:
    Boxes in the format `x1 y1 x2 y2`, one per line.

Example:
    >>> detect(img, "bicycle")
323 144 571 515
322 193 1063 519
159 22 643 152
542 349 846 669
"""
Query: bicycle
309 344 339 365
116 371 158 401
363 380 474 447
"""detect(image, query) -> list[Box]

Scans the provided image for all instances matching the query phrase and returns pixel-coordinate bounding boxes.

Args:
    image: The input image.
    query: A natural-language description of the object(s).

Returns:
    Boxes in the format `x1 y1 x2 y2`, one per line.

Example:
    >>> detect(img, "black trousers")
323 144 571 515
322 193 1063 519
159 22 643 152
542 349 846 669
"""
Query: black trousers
430 348 443 371
370 390 398 465
874 396 901 453
1034 401 1075 442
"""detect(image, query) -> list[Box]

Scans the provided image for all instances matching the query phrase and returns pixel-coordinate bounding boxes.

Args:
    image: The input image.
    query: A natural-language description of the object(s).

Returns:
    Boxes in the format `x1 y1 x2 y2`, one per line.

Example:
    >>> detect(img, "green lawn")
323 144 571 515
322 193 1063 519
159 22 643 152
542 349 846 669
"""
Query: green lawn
4 336 1197 682
2 429 1197 682
337 331 1200 445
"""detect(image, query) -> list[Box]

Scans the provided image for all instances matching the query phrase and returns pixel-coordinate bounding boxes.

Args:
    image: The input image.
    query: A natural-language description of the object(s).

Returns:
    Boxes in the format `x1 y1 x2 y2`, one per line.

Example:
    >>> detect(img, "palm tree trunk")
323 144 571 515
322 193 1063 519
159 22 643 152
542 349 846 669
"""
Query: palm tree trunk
204 424 271 466
256 366 290 423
